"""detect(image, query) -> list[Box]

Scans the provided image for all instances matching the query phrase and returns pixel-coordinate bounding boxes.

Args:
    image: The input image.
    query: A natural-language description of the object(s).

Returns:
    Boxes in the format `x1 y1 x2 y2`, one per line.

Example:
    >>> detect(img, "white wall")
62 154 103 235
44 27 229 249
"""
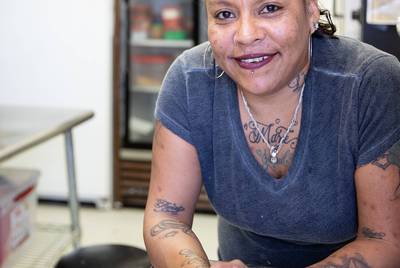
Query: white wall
0 0 114 203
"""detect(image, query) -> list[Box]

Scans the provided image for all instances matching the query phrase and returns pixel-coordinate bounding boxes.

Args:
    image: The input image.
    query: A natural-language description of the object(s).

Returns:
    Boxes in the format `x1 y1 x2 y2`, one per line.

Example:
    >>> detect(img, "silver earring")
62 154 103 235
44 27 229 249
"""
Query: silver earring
215 65 225 79
203 42 225 79
314 22 319 30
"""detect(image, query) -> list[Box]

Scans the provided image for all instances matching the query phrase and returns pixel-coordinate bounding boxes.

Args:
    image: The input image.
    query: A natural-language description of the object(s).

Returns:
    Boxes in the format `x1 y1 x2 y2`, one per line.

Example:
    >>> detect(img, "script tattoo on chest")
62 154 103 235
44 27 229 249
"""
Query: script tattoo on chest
256 148 293 171
243 119 298 175
243 119 298 149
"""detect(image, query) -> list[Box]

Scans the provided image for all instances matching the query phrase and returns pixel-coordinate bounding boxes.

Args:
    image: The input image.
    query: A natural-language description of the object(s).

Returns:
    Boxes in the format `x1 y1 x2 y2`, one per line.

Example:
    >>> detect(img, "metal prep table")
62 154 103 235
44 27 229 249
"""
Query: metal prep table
0 106 94 267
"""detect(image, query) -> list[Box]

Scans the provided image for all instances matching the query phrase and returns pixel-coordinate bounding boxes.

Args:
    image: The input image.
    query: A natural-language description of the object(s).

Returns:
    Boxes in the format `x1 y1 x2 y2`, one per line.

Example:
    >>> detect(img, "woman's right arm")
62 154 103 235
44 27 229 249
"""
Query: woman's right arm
143 121 210 268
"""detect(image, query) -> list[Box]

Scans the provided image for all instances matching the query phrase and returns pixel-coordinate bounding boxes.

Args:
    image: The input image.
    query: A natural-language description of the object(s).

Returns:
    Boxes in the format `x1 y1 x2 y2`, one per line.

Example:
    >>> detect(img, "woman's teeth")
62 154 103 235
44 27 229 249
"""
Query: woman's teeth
240 56 268 63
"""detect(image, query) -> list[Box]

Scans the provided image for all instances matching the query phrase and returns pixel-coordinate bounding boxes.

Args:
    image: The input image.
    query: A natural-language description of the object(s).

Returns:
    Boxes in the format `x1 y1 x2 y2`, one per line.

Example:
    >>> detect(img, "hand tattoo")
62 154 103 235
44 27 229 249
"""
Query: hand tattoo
153 199 185 216
318 253 371 268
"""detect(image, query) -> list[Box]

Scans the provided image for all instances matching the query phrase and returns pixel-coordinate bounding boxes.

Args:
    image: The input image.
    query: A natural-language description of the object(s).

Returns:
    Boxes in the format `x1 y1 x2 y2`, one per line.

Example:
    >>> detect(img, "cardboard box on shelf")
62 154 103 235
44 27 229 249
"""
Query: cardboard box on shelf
0 169 39 267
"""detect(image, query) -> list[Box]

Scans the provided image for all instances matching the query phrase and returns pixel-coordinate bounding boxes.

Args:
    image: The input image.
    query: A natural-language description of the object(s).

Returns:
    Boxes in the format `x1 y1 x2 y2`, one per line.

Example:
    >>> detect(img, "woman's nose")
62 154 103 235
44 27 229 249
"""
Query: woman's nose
234 17 265 46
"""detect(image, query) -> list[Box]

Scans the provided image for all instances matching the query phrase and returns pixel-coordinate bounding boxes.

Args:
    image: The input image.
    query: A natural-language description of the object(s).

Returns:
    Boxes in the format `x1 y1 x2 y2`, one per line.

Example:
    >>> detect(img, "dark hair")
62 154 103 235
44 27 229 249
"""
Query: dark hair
316 8 337 36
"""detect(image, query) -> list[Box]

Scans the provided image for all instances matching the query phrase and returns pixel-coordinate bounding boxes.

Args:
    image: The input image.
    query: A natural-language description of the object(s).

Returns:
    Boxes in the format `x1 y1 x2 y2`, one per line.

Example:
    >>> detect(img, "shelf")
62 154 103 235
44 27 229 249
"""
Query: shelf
3 223 75 268
131 85 160 94
120 148 152 161
130 38 194 48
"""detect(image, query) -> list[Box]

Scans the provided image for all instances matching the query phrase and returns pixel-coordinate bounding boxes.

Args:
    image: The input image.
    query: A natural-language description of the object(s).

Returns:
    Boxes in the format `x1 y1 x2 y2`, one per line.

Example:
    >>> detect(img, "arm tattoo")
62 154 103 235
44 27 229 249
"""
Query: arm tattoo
150 219 194 238
370 141 400 200
153 199 185 216
361 227 385 240
317 253 371 268
179 249 209 268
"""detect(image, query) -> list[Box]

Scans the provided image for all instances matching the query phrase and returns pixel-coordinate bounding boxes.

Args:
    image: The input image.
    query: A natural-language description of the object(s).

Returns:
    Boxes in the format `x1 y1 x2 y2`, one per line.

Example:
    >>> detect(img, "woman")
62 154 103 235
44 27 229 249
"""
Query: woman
143 0 400 267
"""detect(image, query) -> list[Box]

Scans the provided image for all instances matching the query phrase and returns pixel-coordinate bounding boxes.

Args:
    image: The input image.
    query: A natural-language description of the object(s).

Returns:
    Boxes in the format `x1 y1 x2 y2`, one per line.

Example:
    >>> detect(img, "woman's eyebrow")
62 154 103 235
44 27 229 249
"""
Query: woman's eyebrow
207 0 234 8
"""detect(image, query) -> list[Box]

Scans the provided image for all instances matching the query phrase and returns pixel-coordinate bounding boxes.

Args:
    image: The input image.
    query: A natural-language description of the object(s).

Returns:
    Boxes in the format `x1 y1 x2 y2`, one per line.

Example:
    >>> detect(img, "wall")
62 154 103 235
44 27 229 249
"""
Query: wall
0 0 114 204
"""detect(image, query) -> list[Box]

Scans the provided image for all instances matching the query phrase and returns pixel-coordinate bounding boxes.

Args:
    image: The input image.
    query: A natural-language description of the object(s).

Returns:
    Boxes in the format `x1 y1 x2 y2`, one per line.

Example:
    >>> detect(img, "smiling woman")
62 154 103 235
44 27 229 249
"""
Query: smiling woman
143 0 400 267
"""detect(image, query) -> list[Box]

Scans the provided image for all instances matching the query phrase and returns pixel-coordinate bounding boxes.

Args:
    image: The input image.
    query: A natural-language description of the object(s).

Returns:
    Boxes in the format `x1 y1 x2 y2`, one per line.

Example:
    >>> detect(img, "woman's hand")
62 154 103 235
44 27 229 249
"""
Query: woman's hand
210 260 248 268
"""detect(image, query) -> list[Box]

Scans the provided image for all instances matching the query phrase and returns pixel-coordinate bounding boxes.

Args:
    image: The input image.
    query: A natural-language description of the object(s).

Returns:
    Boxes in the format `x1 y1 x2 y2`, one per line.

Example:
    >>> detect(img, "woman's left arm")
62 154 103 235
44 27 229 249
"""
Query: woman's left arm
309 147 400 268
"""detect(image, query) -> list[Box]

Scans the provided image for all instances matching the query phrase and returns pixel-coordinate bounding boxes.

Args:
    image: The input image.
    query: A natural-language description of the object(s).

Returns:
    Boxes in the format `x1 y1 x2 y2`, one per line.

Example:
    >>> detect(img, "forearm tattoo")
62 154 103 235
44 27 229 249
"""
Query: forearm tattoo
153 199 185 216
179 249 209 268
150 219 194 239
371 141 400 200
361 227 385 240
317 253 371 268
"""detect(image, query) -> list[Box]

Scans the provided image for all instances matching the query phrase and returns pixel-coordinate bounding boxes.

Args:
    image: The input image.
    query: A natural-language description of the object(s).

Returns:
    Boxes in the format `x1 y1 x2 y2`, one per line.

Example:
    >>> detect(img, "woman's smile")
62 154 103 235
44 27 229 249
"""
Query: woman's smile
232 52 278 70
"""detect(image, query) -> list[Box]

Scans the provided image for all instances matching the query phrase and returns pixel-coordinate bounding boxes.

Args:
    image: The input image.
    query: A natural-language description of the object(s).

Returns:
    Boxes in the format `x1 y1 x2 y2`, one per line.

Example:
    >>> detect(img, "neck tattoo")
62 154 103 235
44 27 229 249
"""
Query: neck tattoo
240 84 305 164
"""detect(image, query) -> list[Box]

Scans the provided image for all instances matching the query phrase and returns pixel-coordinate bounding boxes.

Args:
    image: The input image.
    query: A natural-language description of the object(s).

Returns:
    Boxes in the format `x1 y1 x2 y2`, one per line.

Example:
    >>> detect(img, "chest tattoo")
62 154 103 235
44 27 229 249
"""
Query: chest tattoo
243 119 298 177
243 119 298 148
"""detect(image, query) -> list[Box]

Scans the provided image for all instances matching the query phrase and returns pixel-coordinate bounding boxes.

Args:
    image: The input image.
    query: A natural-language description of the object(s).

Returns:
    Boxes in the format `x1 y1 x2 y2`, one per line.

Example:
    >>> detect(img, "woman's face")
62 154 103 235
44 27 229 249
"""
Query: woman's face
206 0 319 96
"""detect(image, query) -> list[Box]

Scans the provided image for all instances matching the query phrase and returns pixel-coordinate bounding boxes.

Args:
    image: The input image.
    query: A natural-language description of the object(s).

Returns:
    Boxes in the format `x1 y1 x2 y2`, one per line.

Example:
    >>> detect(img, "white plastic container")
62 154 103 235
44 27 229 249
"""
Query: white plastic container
0 169 39 267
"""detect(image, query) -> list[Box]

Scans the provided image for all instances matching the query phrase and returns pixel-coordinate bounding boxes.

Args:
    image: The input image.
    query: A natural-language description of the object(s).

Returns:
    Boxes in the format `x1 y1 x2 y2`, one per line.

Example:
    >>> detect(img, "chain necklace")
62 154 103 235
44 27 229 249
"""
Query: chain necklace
240 83 305 164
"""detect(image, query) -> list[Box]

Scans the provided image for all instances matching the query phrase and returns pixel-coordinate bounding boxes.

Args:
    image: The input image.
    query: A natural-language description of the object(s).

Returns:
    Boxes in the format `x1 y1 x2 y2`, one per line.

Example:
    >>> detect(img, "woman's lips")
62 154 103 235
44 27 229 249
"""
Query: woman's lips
233 53 277 70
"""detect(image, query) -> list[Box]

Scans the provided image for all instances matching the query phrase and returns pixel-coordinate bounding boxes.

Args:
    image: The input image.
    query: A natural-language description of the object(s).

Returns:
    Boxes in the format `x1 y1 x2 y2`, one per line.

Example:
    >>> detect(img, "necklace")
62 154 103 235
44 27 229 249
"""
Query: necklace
240 84 305 164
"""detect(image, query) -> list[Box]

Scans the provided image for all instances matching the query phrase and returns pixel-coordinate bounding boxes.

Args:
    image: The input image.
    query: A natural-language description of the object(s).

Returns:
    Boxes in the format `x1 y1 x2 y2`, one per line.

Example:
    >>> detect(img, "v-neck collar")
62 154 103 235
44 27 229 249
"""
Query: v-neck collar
226 72 313 189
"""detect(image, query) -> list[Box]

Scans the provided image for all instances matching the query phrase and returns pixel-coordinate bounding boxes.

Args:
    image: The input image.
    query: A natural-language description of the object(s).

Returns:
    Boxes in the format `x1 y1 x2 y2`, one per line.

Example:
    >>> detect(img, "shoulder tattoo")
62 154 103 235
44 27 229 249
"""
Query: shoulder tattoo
370 141 400 200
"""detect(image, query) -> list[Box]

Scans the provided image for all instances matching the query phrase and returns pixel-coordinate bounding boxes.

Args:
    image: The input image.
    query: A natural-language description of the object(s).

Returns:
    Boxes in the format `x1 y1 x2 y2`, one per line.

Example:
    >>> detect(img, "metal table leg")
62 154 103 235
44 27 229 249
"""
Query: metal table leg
64 129 81 248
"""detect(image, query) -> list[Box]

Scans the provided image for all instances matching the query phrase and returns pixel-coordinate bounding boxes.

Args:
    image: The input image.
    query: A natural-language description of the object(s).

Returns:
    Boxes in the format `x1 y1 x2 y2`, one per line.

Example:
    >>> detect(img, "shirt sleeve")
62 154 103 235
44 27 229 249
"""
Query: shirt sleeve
357 55 400 166
154 53 193 145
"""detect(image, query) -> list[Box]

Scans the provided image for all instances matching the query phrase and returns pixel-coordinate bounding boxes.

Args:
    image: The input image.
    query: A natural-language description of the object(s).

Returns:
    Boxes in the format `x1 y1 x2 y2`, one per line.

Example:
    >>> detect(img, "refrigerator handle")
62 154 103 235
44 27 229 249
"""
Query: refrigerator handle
351 8 362 23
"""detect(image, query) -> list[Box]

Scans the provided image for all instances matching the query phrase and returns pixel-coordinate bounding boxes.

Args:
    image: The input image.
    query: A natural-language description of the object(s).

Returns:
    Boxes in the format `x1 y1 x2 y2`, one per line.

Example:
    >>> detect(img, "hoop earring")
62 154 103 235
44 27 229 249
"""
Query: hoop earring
215 64 225 79
203 42 225 79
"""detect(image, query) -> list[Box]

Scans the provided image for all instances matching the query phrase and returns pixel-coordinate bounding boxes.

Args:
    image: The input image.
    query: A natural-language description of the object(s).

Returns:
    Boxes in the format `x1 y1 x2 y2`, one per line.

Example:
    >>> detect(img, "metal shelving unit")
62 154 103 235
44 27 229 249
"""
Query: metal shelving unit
130 38 194 48
3 224 75 268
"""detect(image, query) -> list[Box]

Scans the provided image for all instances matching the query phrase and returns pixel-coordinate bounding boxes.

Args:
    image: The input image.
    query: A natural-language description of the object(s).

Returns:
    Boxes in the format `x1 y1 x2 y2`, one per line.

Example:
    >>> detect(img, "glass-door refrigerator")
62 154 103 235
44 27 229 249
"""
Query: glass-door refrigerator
121 0 202 152
360 0 400 60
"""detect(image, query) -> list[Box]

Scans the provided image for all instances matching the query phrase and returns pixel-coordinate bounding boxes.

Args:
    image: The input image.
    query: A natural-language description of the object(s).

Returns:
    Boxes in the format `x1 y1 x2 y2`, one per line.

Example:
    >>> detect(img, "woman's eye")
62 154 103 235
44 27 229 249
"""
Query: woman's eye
261 4 281 14
215 10 234 20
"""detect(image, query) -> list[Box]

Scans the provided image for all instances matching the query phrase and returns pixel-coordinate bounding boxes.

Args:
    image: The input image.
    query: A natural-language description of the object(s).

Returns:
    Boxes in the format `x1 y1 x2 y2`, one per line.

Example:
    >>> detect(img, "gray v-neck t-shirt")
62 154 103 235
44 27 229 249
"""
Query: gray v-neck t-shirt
155 35 400 266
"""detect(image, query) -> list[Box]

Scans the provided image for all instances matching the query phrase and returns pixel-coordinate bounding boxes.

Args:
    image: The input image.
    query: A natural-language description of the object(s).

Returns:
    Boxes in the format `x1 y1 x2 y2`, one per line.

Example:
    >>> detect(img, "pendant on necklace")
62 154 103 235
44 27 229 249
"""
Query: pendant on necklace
270 150 278 164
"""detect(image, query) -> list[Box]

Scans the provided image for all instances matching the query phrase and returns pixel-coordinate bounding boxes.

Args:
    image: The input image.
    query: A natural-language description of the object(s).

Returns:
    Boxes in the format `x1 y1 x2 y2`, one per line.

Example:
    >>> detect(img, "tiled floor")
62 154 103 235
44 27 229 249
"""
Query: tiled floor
36 203 219 261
